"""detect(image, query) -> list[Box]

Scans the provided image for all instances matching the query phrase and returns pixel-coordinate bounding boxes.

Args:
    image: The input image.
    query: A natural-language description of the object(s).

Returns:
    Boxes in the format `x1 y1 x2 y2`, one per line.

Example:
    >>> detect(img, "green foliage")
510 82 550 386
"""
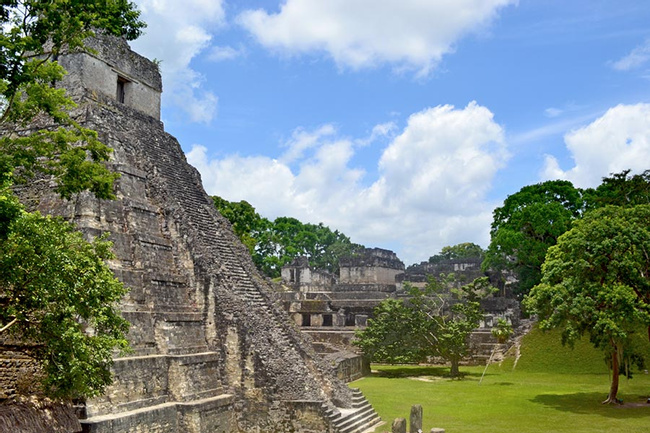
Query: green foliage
0 191 130 399
585 169 650 209
491 318 514 344
355 277 492 376
213 196 269 253
483 180 586 296
429 242 484 263
1 1 145 198
213 195 364 278
0 0 144 400
524 205 650 403
353 299 431 364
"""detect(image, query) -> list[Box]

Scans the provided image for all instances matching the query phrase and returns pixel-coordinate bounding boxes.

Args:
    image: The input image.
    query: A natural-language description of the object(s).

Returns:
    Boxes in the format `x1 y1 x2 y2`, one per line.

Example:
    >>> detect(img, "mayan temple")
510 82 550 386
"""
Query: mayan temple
2 34 381 433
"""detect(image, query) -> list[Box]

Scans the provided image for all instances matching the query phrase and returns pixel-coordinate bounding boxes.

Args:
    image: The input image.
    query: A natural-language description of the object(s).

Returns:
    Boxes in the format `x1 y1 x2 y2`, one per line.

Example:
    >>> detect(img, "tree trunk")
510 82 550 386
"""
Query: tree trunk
450 357 460 378
602 347 620 404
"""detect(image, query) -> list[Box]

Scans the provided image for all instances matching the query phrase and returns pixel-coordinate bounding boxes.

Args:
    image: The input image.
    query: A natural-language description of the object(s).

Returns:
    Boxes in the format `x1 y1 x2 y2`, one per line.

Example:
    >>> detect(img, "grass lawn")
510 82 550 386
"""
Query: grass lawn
352 327 650 433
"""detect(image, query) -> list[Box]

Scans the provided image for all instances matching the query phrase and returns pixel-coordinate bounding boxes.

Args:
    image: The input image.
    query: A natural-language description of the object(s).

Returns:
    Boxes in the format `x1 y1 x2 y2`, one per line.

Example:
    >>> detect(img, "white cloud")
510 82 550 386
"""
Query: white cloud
207 45 246 62
612 39 650 71
130 0 225 123
544 107 563 118
187 102 508 265
238 0 517 76
542 103 650 188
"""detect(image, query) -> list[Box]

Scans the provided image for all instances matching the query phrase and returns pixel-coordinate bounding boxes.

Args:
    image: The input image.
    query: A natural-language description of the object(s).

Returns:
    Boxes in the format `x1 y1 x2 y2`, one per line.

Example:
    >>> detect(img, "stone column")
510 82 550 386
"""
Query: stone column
410 404 422 433
392 418 407 433
355 314 368 327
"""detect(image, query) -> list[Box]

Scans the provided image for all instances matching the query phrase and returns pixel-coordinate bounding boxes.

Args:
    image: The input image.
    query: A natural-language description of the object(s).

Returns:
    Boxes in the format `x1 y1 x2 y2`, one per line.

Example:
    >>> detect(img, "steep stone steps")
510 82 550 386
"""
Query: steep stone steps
325 388 381 433
113 114 341 402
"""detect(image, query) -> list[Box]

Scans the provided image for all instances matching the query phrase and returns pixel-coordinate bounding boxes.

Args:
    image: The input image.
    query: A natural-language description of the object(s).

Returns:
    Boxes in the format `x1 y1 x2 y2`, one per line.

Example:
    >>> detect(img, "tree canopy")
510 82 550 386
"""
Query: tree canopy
482 180 585 296
213 195 364 278
0 199 130 398
428 242 484 264
483 172 650 297
355 277 492 377
524 205 650 404
585 169 650 209
0 0 145 399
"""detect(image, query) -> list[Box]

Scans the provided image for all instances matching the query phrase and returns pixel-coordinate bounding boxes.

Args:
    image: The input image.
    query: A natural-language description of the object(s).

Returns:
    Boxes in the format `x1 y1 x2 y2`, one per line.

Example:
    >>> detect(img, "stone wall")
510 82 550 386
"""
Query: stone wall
0 399 82 433
282 257 337 293
339 248 404 285
0 349 40 401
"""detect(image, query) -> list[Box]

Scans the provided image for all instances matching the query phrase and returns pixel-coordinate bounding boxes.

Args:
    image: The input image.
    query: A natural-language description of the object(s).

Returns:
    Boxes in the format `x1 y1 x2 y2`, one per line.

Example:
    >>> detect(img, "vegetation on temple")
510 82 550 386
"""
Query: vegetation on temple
0 0 145 399
355 277 493 377
213 195 364 277
524 205 650 404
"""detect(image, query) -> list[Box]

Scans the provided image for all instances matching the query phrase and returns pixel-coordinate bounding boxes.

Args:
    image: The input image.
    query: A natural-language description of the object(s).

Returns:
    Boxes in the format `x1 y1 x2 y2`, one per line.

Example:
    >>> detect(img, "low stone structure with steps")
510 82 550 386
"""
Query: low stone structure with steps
323 388 383 433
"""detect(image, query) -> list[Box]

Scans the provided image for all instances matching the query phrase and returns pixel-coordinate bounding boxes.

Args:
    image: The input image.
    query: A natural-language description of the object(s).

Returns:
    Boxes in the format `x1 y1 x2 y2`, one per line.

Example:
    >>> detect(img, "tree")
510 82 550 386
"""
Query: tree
355 277 492 377
1 0 145 199
585 169 650 209
483 180 585 296
0 198 130 398
524 205 650 404
429 242 484 264
212 196 364 278
352 298 431 364
0 0 145 399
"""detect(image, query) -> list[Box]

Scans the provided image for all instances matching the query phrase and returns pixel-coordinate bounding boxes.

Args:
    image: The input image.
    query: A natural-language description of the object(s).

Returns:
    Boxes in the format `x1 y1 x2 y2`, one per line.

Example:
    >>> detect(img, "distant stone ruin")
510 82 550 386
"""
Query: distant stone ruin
1 34 382 433
279 248 520 366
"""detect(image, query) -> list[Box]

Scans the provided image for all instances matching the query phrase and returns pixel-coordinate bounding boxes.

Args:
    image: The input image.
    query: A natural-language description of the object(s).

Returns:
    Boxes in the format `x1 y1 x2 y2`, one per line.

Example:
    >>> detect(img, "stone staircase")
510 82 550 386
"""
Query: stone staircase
323 388 382 433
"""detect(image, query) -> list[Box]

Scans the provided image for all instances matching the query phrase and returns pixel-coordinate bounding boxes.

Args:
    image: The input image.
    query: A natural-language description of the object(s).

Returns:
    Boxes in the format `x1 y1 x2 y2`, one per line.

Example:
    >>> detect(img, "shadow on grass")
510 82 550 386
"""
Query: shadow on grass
531 393 650 418
372 365 483 380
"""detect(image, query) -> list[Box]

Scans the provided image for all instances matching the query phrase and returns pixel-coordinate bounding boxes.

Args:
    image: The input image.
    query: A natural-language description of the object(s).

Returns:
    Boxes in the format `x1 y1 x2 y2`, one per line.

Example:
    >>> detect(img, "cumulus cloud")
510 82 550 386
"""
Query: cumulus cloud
542 103 650 188
187 102 508 264
130 0 225 123
238 0 517 76
611 39 650 71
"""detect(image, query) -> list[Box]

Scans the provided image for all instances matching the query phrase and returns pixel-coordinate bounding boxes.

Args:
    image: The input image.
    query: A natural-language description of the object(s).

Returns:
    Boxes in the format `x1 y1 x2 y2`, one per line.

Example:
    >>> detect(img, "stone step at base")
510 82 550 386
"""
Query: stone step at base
81 394 234 433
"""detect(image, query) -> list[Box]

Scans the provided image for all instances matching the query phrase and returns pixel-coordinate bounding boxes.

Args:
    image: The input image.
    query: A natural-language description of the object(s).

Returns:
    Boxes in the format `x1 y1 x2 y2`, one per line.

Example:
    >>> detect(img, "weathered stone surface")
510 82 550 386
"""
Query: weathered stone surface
0 399 82 433
409 404 422 433
392 417 407 433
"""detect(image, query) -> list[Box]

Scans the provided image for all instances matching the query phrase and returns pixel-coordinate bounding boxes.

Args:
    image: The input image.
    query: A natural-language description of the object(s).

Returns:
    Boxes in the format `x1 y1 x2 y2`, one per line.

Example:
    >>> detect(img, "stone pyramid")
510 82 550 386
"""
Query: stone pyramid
25 34 362 433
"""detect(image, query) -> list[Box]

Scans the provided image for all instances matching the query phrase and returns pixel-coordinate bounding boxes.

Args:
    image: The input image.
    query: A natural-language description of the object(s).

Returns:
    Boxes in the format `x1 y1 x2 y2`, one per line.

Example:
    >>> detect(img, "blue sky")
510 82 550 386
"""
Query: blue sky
130 0 650 265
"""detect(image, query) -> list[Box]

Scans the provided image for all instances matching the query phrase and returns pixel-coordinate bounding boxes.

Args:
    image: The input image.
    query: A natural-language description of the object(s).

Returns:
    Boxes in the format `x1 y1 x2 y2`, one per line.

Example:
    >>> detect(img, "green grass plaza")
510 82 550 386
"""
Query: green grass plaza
354 327 650 433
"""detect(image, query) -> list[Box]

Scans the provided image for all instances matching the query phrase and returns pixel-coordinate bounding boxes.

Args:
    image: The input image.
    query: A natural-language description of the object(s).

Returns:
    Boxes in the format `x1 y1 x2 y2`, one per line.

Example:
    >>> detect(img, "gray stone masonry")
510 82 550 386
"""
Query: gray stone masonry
409 405 422 433
392 418 407 433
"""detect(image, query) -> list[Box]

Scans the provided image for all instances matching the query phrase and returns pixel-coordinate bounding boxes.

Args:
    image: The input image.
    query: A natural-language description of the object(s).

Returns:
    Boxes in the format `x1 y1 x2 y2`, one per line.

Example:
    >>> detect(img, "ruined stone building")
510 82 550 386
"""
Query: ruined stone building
0 35 381 433
280 249 520 365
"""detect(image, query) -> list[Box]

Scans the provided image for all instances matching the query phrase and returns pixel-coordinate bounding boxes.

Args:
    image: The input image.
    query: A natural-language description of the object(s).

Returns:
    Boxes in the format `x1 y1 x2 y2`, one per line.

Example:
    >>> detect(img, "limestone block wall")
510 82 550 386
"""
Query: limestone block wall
339 248 404 285
58 35 161 119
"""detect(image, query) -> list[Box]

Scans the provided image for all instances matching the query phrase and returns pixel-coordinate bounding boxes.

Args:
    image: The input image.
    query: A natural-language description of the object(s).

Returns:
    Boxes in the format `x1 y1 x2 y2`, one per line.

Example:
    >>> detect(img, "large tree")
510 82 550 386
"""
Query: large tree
0 0 145 399
355 277 491 377
524 205 650 404
482 180 585 296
